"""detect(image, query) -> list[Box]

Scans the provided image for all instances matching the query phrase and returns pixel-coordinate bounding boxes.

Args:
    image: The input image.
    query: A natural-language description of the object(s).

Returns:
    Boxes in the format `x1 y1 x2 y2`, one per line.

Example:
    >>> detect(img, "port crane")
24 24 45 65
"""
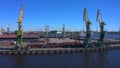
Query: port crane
1 26 5 33
11 5 27 50
45 24 49 42
62 23 66 39
83 8 92 47
119 28 120 43
96 10 106 46
7 23 10 32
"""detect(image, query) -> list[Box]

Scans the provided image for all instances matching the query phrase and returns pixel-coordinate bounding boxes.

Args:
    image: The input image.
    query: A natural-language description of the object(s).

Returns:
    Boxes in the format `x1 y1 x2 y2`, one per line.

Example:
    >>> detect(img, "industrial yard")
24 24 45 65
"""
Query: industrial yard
0 5 120 51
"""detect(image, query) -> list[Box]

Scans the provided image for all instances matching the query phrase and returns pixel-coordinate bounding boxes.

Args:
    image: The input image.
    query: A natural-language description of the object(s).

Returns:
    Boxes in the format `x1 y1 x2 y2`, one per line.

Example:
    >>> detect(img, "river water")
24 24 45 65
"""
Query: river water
0 33 120 68
0 50 120 68
92 33 120 39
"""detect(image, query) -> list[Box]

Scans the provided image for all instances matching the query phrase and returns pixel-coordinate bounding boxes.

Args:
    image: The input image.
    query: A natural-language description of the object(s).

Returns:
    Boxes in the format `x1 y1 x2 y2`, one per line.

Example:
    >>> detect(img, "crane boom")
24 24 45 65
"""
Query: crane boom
96 10 102 23
83 8 88 21
83 8 92 32
17 5 23 23
96 10 106 32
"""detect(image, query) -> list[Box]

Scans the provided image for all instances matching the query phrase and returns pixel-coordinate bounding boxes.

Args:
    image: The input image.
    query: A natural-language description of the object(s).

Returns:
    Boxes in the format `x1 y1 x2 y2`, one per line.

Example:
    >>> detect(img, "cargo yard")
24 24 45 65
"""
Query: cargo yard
0 32 119 49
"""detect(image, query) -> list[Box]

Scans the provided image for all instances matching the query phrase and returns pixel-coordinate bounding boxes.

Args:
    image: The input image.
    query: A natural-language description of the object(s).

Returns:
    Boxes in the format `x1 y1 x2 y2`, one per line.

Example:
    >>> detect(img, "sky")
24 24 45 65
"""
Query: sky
0 0 120 31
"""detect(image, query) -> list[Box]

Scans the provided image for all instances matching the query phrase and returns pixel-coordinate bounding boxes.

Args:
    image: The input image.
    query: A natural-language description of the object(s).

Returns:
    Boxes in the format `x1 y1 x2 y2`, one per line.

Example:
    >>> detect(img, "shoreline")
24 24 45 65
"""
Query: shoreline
0 45 120 55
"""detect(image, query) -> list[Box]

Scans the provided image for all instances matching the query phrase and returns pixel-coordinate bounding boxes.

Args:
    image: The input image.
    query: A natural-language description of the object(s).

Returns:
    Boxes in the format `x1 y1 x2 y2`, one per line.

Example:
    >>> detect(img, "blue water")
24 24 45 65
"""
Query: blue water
0 50 120 68
92 33 120 39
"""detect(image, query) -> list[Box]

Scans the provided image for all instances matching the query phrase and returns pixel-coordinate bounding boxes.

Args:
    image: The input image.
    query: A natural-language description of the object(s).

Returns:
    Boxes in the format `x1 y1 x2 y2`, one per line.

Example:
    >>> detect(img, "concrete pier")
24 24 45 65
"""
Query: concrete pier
0 44 120 55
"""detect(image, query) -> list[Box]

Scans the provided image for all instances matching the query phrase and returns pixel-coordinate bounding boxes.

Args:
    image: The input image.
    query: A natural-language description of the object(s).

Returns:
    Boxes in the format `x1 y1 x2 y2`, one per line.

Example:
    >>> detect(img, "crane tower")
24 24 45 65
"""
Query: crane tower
83 8 92 47
62 23 66 39
15 5 24 50
96 10 106 45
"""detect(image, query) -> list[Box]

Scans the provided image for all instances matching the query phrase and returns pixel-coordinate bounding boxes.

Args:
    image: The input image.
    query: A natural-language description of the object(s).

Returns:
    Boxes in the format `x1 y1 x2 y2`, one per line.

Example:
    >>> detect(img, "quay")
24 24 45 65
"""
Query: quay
0 44 120 55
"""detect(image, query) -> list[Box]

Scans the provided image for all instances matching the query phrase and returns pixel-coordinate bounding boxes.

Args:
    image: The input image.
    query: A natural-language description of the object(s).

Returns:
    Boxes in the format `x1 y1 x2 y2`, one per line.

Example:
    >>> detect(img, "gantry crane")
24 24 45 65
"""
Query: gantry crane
83 8 92 47
96 10 106 46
